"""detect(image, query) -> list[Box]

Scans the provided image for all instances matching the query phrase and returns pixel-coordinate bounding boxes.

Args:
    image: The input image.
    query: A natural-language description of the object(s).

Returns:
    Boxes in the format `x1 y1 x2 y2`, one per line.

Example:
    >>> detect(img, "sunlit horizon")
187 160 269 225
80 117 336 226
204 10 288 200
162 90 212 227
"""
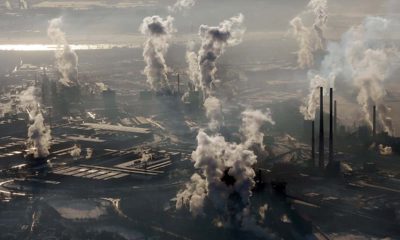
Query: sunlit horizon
0 44 139 51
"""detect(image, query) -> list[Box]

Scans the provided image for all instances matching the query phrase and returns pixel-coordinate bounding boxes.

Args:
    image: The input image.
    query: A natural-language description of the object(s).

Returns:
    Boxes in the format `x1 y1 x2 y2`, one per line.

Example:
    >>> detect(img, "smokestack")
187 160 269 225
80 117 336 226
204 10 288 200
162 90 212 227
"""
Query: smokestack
334 100 337 136
311 120 315 167
373 105 376 138
319 87 324 169
329 88 334 164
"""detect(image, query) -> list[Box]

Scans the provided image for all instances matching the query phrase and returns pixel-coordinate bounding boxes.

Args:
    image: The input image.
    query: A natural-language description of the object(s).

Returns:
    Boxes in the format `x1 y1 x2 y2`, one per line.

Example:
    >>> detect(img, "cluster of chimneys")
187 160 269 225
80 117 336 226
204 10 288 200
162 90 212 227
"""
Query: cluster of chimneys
311 87 335 169
310 87 378 170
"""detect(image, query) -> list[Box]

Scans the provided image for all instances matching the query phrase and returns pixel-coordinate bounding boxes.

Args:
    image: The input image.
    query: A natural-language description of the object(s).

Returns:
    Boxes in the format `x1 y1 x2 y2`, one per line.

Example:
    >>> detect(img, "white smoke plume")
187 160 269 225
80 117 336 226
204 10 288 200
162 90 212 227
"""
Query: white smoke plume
300 74 329 120
344 17 397 134
203 96 223 132
176 108 274 226
290 17 314 69
176 173 207 217
197 14 245 95
240 109 275 150
302 17 398 133
308 0 328 50
139 15 175 91
47 18 79 86
176 131 257 221
290 0 328 69
20 87 52 159
185 41 202 90
27 112 51 158
70 144 81 159
168 0 195 13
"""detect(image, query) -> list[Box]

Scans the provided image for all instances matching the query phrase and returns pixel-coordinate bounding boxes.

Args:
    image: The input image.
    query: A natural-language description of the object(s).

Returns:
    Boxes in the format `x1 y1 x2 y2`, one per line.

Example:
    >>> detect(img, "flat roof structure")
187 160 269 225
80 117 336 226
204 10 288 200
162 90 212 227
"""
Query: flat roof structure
51 163 162 181
81 123 150 134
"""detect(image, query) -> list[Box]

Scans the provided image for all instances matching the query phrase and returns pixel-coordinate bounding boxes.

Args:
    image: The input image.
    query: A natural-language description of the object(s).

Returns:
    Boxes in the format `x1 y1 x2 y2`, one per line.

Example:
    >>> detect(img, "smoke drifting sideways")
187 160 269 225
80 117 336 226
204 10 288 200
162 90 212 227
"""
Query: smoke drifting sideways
290 0 328 69
47 18 79 87
20 87 52 159
140 15 176 92
301 17 398 134
168 0 195 14
186 14 245 96
176 109 274 228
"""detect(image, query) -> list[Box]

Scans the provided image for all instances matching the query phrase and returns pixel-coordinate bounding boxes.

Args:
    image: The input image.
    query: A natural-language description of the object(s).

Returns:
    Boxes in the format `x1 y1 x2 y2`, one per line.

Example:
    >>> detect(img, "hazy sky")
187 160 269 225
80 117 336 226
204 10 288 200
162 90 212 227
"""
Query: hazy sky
0 0 395 44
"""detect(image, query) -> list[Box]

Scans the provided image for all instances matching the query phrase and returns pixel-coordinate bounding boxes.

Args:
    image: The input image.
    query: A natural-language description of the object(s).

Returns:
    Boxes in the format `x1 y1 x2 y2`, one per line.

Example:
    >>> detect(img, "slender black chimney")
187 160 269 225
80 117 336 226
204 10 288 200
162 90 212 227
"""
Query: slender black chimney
311 120 315 167
334 100 337 136
373 105 376 138
329 88 334 164
319 87 324 169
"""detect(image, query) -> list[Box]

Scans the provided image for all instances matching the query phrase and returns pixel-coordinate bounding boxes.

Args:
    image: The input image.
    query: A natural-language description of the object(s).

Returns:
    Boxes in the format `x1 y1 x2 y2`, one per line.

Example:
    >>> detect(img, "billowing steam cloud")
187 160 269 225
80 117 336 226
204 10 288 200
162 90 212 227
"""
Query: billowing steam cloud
187 14 245 95
204 96 223 132
301 17 398 133
176 131 257 220
47 18 79 86
343 17 397 134
176 173 207 217
176 108 274 226
168 0 195 13
20 87 52 159
240 109 275 150
290 0 328 68
139 15 175 91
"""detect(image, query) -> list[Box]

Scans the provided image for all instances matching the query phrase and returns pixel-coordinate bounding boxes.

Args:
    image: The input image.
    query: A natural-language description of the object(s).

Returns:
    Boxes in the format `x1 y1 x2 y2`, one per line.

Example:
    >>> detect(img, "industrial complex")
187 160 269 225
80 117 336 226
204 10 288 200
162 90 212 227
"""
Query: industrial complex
0 0 399 240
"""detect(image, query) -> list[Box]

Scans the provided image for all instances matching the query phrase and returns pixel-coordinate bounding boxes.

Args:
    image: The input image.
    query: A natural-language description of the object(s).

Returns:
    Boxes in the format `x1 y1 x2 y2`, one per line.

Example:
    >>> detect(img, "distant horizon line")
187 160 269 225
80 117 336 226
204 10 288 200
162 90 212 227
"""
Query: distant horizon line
0 44 140 51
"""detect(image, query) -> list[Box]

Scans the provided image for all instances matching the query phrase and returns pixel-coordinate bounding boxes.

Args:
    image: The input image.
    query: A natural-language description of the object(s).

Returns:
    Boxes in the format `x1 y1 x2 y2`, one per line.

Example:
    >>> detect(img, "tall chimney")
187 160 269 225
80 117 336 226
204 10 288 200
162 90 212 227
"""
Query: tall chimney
311 120 315 167
334 100 337 136
329 88 334 164
319 87 324 169
373 105 376 138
